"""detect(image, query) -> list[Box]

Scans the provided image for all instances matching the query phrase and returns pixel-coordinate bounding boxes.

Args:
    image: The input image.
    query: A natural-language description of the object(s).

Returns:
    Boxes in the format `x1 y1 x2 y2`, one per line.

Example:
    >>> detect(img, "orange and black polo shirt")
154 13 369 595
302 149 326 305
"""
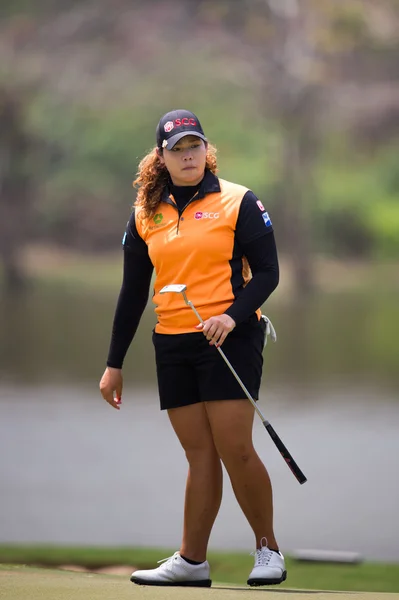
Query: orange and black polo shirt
107 171 279 367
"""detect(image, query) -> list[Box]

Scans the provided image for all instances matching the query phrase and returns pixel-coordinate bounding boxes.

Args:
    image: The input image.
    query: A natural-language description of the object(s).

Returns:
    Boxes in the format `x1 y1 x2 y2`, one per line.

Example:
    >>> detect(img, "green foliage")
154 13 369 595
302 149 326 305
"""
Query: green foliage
315 141 399 258
2 0 399 260
25 88 280 247
7 84 399 258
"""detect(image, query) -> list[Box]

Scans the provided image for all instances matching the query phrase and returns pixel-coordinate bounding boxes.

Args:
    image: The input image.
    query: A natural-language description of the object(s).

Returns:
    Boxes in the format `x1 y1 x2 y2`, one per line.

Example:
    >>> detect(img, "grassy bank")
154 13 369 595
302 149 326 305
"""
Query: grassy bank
1 545 398 593
19 245 399 295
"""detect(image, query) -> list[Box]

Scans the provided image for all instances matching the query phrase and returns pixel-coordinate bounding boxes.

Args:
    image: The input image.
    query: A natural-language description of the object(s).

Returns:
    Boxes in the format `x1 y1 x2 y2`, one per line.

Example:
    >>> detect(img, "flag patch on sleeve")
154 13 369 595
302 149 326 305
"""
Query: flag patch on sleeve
256 200 265 211
262 212 272 227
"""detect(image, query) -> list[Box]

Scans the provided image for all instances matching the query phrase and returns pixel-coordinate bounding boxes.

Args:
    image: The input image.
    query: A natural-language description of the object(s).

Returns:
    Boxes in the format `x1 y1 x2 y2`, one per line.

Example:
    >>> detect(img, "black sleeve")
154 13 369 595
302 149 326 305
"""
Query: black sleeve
122 208 149 256
106 210 154 368
224 191 279 325
235 190 274 242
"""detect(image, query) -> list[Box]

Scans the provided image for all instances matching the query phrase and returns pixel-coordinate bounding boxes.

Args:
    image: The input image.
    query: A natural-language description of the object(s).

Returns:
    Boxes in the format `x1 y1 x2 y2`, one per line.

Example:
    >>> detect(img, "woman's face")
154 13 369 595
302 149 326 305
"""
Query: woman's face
158 135 207 186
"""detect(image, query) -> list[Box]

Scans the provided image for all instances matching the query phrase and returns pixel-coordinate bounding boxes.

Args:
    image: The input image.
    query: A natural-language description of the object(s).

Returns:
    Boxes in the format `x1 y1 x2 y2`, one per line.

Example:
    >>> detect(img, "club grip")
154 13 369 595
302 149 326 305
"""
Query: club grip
264 421 307 484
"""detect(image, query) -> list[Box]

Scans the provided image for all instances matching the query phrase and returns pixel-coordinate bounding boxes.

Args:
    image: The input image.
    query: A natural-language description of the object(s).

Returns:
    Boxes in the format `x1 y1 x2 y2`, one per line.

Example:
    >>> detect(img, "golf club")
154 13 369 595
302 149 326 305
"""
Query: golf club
160 284 307 485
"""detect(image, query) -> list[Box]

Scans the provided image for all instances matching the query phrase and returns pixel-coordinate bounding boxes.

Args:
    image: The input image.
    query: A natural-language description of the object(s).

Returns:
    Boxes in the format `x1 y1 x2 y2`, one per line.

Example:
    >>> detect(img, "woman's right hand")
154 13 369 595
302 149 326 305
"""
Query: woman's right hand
99 367 123 410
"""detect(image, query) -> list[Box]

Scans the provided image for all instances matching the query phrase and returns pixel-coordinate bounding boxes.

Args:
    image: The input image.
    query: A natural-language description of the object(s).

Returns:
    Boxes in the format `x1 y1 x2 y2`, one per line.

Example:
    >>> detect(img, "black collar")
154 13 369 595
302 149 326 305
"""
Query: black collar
161 170 220 204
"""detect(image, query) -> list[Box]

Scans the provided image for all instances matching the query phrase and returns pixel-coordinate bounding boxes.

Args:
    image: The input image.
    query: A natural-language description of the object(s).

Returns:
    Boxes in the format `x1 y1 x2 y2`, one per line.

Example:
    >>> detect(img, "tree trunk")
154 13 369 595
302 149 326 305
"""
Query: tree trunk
280 131 314 294
0 247 26 292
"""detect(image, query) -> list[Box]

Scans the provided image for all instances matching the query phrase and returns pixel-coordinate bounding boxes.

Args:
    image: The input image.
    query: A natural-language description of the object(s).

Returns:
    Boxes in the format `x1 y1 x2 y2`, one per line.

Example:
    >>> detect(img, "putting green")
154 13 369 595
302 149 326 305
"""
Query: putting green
1 566 398 600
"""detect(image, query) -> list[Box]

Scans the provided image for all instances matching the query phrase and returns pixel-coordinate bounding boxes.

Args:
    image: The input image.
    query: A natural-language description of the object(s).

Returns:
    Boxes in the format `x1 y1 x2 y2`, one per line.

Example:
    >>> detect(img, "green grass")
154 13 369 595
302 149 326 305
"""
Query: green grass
1 545 398 593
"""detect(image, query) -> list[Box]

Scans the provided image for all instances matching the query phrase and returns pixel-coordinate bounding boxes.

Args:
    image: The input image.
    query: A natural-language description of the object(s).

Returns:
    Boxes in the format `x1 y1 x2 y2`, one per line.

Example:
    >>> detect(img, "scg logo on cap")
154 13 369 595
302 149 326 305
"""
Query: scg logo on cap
175 118 197 127
165 118 197 132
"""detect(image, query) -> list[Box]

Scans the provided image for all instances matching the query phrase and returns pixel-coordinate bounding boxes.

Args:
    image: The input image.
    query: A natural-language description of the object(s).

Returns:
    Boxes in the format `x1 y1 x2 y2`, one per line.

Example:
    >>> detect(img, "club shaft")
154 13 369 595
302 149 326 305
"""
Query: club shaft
188 302 266 417
216 343 307 484
187 298 307 485
218 346 267 422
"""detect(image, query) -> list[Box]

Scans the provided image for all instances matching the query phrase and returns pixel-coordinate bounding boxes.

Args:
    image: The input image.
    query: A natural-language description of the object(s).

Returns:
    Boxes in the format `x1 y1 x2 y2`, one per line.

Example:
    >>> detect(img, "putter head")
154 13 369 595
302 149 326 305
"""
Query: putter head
160 284 187 295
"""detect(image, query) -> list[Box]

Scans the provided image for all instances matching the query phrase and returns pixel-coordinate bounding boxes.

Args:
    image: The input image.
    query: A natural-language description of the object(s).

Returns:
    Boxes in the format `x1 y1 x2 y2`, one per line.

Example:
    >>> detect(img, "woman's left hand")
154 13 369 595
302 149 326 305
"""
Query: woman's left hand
195 313 236 347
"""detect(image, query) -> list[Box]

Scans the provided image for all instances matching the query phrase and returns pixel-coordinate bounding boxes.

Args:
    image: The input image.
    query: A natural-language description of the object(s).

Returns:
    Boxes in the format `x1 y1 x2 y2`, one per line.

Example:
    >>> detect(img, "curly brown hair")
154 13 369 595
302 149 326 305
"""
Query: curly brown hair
133 143 218 220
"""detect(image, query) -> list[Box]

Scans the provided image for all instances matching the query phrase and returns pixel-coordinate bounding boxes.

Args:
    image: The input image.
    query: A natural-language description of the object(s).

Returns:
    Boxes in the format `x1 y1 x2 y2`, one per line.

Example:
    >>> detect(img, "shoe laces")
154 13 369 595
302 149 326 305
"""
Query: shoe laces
251 537 274 566
157 552 180 566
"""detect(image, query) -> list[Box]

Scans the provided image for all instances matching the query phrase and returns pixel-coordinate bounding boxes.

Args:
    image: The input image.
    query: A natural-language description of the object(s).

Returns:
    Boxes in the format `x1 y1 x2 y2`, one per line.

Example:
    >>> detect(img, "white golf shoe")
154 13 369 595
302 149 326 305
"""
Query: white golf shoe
130 551 212 587
247 538 287 586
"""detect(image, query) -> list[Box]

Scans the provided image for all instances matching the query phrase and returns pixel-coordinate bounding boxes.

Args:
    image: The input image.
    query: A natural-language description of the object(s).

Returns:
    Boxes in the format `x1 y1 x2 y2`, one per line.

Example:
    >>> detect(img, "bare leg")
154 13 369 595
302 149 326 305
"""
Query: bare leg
168 403 223 562
206 400 278 550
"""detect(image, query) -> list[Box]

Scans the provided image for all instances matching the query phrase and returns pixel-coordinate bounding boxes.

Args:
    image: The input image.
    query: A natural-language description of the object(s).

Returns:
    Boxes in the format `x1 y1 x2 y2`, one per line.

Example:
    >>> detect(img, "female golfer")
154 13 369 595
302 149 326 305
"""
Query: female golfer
99 109 285 588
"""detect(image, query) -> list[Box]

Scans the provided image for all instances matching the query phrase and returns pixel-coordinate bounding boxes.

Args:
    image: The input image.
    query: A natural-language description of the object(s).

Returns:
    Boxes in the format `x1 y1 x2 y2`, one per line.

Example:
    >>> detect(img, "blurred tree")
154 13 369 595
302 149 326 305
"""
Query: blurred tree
0 87 36 290
0 0 398 293
262 0 323 294
233 0 399 292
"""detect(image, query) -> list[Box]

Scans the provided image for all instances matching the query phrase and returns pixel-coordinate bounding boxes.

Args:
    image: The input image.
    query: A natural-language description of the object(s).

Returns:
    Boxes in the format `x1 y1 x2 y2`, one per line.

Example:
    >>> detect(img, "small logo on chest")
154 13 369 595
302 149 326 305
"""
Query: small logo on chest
194 212 220 220
149 213 165 230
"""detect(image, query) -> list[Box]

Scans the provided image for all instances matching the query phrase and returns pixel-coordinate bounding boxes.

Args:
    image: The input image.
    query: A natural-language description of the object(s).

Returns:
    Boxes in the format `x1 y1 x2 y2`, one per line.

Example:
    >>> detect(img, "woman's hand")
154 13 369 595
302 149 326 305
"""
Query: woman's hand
195 313 236 348
99 367 123 410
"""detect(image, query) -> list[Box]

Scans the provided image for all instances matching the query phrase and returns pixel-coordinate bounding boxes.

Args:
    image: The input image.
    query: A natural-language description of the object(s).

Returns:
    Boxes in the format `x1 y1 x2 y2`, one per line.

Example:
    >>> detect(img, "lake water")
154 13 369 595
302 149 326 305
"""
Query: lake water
1 283 398 561
1 283 398 389
1 384 398 562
